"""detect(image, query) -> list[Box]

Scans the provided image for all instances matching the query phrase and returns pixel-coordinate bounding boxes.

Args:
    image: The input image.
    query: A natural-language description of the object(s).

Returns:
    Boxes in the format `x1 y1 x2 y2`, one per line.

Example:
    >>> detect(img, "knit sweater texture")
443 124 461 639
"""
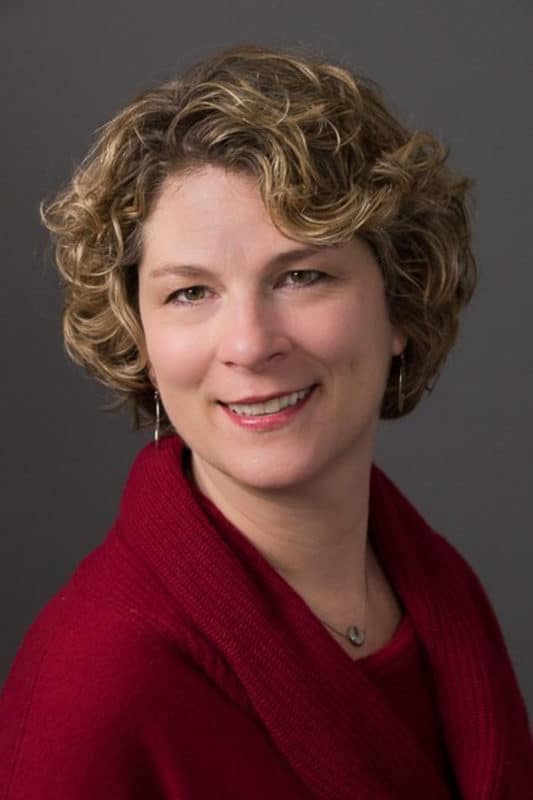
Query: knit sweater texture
1 435 531 799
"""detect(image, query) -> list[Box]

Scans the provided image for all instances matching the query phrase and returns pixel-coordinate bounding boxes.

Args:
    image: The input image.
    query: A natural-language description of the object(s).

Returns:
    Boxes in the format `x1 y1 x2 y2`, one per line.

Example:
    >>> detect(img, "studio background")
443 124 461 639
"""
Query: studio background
1 0 532 713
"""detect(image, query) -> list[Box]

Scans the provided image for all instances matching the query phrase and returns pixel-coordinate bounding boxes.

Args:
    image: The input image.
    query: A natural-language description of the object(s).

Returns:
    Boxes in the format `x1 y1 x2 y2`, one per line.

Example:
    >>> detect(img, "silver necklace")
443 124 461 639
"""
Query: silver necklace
317 556 368 647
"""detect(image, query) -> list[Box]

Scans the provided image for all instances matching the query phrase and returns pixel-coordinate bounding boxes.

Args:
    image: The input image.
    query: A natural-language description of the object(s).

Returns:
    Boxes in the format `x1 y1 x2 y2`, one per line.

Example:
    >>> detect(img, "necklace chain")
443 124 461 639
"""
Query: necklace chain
316 550 368 647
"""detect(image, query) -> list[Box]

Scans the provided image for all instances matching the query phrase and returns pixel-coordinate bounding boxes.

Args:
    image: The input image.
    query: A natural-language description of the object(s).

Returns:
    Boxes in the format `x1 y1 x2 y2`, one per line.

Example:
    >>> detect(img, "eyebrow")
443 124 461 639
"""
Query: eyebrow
148 245 329 280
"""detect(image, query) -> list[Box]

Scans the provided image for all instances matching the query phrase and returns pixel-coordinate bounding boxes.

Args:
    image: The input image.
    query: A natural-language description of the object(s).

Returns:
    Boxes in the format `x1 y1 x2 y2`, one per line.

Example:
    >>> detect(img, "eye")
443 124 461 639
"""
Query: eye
281 270 326 287
166 285 210 305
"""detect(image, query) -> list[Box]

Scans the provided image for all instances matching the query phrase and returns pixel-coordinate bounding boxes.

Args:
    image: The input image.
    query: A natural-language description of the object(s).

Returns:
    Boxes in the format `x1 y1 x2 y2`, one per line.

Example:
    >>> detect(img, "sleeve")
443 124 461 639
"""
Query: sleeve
0 595 163 800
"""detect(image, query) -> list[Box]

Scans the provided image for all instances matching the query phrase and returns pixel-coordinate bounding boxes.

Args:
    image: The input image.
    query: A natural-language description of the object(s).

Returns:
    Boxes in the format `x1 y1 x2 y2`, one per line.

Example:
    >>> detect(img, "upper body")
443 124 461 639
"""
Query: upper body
2 44 531 798
1 436 531 799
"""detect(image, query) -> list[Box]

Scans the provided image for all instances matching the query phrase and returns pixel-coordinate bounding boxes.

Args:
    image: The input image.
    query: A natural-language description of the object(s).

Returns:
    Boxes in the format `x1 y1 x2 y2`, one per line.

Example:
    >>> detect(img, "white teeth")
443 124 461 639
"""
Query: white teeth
227 387 312 417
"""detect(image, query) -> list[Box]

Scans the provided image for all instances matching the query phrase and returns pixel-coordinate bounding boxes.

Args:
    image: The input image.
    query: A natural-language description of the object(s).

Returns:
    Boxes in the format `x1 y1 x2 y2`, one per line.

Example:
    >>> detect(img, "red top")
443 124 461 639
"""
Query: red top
0 436 531 799
359 615 460 795
191 460 461 796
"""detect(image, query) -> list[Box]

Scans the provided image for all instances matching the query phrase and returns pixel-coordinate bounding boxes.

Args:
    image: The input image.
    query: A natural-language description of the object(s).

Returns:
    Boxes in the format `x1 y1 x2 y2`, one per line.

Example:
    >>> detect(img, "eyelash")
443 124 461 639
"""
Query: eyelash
165 270 328 306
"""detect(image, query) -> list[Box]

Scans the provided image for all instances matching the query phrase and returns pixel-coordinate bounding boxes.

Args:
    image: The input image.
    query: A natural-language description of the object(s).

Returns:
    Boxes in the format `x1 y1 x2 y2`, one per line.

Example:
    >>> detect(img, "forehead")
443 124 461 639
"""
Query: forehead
142 165 288 252
139 164 375 275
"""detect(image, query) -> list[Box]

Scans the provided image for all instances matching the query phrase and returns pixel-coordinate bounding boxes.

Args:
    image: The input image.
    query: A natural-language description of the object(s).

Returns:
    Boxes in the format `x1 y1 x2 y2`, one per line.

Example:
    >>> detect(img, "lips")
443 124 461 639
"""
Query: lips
218 383 317 431
219 384 317 406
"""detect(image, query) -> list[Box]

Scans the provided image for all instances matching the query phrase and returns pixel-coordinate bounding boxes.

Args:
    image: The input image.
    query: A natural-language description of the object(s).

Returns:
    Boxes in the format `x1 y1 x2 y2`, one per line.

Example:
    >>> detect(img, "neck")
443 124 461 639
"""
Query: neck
189 446 373 619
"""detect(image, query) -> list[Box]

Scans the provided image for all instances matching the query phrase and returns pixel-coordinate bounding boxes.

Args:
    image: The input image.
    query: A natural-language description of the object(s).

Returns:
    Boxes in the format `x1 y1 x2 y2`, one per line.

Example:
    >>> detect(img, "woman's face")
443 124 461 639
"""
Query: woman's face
138 165 405 490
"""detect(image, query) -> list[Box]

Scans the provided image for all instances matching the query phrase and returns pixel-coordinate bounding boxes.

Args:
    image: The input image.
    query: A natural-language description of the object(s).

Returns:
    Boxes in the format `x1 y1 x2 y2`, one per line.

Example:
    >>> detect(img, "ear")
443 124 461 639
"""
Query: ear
147 364 158 389
391 328 408 357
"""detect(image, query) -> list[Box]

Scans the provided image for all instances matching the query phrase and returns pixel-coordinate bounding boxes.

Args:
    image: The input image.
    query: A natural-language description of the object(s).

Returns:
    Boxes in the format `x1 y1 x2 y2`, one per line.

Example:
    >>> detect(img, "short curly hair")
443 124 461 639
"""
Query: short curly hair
41 43 476 429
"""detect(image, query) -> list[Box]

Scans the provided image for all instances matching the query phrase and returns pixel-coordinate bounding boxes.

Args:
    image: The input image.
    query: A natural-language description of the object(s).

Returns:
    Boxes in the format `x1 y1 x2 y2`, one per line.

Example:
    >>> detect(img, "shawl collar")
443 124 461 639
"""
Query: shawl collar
114 436 531 800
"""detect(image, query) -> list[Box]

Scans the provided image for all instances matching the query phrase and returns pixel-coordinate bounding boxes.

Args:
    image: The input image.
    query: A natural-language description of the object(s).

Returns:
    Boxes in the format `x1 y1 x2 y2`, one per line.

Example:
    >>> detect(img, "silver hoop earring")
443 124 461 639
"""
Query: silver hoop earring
154 390 160 445
398 352 406 414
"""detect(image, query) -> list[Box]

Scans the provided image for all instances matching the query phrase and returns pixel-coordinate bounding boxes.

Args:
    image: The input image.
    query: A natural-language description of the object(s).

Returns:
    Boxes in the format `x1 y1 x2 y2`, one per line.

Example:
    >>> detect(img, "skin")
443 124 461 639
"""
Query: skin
138 165 407 658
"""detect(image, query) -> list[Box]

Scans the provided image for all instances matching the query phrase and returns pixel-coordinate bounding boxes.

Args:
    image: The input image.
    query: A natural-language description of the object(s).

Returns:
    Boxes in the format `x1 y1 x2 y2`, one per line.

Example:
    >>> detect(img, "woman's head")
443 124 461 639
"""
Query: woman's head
42 43 476 432
137 165 406 490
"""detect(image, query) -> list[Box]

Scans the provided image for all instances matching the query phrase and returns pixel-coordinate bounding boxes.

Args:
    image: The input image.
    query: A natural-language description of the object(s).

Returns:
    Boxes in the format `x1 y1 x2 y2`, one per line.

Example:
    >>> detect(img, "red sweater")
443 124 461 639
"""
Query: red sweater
1 436 531 799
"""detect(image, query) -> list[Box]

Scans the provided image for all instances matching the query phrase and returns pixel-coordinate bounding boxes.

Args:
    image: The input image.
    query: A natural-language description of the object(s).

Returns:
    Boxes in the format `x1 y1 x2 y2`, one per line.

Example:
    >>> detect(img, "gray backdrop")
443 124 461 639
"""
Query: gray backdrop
1 0 532 714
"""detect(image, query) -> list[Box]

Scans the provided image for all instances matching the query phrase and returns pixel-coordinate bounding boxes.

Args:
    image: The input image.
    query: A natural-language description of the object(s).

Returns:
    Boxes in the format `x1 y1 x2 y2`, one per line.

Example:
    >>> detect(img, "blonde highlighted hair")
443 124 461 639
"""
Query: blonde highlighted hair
42 44 476 428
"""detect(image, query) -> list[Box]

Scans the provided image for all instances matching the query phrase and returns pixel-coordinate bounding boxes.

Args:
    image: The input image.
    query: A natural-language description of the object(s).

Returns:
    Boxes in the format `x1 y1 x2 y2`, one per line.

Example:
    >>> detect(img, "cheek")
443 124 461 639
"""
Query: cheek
144 323 208 389
300 298 387 365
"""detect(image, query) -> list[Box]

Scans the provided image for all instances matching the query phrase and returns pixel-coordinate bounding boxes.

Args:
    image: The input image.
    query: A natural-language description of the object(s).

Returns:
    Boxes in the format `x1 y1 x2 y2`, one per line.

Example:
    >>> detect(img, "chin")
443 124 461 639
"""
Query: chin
235 469 310 492
211 448 329 493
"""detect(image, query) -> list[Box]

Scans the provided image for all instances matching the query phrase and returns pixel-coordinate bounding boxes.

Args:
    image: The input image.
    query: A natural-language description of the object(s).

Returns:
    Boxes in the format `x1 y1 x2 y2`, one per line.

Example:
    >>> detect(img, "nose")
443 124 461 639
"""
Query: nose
215 294 291 370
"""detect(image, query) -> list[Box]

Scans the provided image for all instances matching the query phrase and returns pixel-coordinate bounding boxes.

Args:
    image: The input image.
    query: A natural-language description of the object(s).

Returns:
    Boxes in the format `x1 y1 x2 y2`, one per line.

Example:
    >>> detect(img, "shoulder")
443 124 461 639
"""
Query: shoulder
0 536 243 798
371 465 510 642
370 463 500 609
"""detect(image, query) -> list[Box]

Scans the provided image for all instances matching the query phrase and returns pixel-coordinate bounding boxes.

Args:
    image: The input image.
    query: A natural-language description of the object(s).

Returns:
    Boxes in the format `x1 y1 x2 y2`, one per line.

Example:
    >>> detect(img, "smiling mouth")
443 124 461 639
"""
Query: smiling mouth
220 385 317 417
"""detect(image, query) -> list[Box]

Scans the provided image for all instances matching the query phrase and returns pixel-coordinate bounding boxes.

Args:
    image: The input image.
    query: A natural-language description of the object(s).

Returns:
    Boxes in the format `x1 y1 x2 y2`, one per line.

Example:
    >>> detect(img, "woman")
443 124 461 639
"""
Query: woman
1 44 531 799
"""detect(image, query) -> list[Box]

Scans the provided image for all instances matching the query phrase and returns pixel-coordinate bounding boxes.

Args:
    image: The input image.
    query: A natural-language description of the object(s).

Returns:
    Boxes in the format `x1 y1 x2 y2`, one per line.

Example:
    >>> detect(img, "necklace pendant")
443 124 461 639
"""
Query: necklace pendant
347 625 365 647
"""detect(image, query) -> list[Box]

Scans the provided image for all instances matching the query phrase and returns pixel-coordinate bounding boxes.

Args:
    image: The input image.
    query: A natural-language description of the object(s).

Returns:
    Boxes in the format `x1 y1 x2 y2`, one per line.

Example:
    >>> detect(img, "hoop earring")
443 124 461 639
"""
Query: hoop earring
398 352 406 414
154 389 161 445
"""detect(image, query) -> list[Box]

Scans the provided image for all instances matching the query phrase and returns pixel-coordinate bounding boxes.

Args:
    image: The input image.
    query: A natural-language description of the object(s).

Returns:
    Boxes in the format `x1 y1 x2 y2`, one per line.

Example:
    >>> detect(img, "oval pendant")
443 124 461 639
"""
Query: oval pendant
347 625 365 646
